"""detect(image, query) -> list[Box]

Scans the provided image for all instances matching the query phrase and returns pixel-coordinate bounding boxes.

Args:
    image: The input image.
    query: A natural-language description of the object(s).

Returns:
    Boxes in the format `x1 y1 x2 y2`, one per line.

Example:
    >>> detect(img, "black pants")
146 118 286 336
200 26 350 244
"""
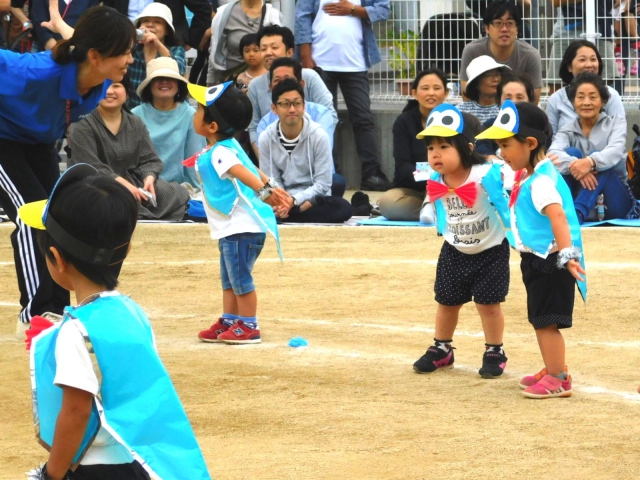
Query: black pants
0 139 69 323
322 71 382 179
72 461 150 479
284 196 353 223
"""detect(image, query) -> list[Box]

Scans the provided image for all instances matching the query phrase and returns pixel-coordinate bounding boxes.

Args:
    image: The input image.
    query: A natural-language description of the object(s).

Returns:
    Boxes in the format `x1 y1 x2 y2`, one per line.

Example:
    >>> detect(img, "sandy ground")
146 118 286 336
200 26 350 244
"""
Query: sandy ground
1 222 639 479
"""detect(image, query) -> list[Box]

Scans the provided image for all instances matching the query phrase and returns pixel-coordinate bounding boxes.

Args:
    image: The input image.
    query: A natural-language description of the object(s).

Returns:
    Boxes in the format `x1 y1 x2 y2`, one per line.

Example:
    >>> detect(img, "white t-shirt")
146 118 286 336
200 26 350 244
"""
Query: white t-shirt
440 164 506 254
511 161 563 255
54 298 136 465
311 0 367 72
201 145 264 240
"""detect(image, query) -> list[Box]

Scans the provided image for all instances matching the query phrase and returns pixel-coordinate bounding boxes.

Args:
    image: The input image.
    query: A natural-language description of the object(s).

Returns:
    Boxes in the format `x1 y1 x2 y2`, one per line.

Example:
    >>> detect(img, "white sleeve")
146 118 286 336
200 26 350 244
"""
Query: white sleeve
54 321 99 395
211 146 243 179
530 176 563 214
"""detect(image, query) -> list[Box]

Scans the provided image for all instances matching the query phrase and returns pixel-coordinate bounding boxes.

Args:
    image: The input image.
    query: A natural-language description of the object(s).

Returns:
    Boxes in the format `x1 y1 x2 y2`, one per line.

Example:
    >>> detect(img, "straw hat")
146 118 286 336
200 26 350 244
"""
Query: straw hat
134 2 175 33
136 57 187 97
465 55 511 89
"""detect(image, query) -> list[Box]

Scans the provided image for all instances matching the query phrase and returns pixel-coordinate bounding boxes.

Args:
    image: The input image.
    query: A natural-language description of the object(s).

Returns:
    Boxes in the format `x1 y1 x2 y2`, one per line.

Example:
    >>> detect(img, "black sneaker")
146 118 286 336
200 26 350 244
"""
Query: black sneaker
350 191 373 216
361 174 393 192
413 346 455 373
478 349 508 378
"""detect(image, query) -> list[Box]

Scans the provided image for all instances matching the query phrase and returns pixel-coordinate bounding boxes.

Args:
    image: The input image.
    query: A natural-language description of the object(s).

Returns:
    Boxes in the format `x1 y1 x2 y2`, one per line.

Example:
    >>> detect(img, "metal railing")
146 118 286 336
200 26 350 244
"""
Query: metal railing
370 0 640 103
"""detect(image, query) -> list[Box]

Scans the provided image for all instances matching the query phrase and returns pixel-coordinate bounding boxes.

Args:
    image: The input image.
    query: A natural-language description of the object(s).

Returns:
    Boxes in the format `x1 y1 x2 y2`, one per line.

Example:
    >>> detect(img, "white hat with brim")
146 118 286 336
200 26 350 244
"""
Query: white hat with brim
134 2 175 33
136 57 187 98
465 55 511 90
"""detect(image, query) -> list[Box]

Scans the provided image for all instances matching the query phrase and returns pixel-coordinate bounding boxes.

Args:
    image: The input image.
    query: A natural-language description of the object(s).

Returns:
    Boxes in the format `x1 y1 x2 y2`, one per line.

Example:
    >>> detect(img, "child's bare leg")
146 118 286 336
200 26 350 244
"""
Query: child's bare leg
475 303 504 345
235 290 257 318
535 325 566 375
434 304 462 340
222 288 238 315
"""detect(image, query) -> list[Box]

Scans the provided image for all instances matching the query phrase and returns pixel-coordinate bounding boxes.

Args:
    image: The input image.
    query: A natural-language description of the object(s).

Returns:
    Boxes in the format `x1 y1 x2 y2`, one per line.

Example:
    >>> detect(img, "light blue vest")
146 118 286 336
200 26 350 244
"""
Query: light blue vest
196 137 282 259
514 160 587 300
31 293 211 479
432 163 514 246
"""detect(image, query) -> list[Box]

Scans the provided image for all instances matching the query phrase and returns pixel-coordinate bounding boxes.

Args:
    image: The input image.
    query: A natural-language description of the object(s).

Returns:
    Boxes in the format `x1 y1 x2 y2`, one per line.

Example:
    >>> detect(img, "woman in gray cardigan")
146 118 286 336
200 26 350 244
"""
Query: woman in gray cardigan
68 77 190 221
548 72 639 223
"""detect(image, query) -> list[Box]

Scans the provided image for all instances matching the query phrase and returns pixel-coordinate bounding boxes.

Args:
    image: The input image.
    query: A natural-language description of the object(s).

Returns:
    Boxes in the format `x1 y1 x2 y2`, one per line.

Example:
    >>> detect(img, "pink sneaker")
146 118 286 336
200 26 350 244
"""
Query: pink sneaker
519 365 568 389
217 320 261 344
522 374 572 399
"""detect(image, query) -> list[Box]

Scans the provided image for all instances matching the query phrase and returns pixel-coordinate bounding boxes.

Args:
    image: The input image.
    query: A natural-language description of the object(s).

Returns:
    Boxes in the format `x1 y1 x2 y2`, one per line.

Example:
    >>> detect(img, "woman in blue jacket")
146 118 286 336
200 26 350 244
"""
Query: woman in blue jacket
0 5 135 333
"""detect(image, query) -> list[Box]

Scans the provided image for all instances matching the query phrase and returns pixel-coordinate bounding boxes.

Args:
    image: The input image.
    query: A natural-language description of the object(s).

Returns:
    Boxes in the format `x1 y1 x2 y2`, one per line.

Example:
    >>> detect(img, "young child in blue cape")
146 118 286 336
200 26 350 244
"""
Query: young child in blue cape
183 82 288 345
477 100 587 399
413 104 513 378
19 164 210 480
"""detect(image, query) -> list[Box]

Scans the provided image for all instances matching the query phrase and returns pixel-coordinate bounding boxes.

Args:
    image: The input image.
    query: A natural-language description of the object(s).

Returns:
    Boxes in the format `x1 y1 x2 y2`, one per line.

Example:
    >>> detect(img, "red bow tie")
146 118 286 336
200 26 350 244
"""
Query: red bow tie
427 179 477 208
509 169 527 208
182 145 213 168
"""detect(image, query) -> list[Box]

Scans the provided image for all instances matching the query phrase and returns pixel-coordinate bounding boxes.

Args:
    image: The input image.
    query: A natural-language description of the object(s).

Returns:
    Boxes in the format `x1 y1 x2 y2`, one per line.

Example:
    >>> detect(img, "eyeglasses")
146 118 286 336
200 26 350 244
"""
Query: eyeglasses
482 70 502 78
276 100 304 109
490 20 517 29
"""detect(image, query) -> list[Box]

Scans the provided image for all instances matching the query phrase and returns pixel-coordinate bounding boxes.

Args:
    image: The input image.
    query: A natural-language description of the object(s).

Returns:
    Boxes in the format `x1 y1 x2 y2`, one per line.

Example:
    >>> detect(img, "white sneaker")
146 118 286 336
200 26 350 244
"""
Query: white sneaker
40 312 63 323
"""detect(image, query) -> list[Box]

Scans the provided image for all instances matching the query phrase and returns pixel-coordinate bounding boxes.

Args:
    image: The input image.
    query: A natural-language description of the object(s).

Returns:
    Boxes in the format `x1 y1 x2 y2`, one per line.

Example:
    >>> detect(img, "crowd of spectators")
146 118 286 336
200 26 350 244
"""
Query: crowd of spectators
2 0 640 337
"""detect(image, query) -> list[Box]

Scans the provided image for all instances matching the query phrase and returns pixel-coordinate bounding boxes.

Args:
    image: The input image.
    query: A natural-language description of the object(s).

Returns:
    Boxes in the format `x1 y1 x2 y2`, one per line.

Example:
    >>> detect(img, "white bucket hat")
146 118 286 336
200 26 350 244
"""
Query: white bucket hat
134 2 175 33
465 55 511 89
136 57 187 97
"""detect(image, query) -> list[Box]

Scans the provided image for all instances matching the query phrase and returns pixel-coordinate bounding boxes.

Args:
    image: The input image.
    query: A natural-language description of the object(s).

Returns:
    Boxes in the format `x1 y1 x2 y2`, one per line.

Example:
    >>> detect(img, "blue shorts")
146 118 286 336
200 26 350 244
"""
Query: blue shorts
219 232 266 295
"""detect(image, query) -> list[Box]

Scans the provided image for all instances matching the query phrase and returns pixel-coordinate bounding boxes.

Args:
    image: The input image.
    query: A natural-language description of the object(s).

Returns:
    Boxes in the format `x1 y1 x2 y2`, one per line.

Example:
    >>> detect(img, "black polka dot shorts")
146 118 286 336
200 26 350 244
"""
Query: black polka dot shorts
520 252 575 330
434 239 510 306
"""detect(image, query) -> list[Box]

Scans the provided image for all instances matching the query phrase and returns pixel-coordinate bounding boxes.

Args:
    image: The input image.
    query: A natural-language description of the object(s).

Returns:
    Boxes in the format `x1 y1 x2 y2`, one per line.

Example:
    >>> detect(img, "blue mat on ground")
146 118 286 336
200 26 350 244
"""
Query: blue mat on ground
582 218 640 227
356 216 433 227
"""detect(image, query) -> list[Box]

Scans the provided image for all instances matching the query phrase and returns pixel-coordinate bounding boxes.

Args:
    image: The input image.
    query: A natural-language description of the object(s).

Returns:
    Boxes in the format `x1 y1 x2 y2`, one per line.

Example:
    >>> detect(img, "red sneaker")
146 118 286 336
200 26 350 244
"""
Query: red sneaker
217 320 261 344
198 318 229 343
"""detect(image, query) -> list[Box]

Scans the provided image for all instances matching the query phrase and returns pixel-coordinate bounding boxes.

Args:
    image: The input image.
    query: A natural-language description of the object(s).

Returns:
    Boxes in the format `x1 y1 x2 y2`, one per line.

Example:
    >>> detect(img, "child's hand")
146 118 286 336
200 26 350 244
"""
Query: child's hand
264 188 289 210
566 259 586 282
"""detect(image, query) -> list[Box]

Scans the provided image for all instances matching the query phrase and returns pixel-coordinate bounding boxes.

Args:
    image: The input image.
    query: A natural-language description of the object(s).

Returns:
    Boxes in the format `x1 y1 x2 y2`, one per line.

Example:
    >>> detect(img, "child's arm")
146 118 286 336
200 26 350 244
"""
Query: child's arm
545 203 586 282
44 386 94 480
227 164 289 209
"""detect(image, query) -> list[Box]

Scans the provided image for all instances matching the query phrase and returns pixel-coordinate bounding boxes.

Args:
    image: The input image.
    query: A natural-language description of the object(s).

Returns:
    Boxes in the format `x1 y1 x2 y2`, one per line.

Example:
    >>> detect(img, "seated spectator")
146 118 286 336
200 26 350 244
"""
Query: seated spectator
256 57 335 147
207 0 284 85
459 0 542 104
236 33 267 91
378 68 449 221
458 55 510 123
546 0 619 95
132 57 206 188
255 57 344 197
128 3 186 108
548 72 639 223
258 79 353 223
31 0 100 51
476 72 536 158
248 25 337 159
68 77 190 221
546 39 625 138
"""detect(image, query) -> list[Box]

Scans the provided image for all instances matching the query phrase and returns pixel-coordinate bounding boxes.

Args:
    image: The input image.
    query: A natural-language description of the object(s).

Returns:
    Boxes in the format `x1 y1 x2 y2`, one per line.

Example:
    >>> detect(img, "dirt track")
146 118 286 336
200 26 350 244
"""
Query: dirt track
1 223 639 479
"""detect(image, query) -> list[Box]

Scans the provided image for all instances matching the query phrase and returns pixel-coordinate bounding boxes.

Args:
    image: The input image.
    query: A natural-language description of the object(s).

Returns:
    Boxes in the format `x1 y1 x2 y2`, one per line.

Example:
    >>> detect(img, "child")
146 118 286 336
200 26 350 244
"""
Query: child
20 164 210 479
236 33 266 92
185 82 288 344
413 104 513 379
476 100 587 399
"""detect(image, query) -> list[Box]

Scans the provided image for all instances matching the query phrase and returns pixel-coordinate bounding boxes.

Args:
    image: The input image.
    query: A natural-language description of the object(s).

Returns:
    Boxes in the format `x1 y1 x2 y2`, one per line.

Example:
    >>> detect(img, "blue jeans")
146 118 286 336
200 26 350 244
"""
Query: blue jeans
218 233 266 295
563 169 632 221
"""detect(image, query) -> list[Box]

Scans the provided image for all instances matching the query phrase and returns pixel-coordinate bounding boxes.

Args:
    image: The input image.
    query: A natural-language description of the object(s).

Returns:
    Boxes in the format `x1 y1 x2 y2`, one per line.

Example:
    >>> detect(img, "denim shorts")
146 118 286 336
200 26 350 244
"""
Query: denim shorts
219 232 266 295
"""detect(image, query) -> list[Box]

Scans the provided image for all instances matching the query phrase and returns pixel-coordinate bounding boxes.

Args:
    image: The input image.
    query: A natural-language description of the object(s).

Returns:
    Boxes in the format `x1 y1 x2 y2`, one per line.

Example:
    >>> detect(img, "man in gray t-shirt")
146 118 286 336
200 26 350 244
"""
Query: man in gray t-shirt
459 1 542 104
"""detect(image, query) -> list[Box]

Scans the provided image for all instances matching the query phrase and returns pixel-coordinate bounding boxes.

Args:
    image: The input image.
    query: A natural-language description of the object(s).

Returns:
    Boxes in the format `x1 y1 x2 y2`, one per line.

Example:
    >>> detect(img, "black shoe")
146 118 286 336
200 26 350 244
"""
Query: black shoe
413 346 455 374
478 349 508 378
361 174 393 192
350 191 373 216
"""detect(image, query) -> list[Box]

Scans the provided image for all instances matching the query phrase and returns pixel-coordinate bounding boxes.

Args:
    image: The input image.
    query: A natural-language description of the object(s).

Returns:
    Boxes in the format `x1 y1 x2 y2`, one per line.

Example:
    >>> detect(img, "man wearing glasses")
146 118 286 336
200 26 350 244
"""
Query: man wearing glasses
459 0 542 104
258 78 353 223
